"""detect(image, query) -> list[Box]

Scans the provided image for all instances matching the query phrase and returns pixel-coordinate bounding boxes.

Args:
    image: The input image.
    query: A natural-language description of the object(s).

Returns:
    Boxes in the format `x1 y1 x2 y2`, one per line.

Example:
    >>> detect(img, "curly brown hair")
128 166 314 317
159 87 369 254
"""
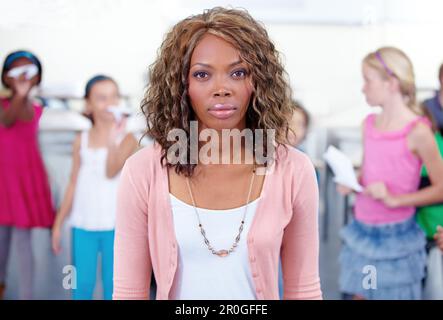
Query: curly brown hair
142 7 294 176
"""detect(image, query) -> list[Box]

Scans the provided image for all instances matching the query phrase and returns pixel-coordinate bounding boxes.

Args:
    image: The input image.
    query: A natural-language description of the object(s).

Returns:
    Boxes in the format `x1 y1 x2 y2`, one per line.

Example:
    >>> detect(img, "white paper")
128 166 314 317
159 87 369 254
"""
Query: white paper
323 145 363 192
7 64 38 80
106 105 131 123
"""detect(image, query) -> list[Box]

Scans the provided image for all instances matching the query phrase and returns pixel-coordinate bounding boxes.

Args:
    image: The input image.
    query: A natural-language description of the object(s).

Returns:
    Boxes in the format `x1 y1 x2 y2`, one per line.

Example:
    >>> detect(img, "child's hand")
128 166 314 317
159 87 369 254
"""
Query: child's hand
382 196 401 208
364 182 400 208
434 226 443 252
108 117 127 147
336 184 353 196
51 224 62 255
364 182 388 200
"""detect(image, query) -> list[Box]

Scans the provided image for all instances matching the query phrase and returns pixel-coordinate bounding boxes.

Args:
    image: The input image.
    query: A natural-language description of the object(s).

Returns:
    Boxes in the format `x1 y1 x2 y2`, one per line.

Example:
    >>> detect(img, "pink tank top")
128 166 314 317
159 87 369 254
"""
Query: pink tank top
354 113 431 225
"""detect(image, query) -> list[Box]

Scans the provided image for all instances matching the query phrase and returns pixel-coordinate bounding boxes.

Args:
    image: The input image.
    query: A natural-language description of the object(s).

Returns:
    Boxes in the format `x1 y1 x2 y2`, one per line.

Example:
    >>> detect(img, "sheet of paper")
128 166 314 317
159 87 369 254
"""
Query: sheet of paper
323 145 363 193
7 64 38 79
106 105 132 123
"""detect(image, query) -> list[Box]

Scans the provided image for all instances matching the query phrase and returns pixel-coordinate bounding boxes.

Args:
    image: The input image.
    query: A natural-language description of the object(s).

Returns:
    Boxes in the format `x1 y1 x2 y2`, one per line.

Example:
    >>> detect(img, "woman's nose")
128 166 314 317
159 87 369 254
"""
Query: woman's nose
213 88 231 97
212 75 232 97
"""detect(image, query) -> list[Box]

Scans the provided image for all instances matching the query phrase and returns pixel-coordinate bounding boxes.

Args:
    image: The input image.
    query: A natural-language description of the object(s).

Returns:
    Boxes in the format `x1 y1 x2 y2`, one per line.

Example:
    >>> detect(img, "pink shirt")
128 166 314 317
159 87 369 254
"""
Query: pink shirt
113 143 322 300
355 114 431 225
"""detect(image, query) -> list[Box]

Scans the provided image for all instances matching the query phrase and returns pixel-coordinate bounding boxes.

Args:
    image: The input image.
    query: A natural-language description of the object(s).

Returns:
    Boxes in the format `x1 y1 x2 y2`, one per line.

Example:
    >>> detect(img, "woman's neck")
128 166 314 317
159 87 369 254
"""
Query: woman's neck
196 122 253 166
197 138 253 165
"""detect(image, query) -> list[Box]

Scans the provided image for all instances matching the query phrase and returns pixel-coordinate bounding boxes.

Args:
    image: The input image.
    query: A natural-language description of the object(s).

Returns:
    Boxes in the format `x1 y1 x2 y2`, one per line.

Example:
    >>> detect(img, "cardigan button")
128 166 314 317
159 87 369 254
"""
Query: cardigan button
247 238 254 244
253 273 259 278
249 256 256 262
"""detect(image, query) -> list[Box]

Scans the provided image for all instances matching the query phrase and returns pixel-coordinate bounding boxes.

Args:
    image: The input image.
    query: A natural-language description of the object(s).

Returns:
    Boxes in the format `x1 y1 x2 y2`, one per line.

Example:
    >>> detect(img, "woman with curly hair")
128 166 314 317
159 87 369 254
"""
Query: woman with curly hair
113 7 322 300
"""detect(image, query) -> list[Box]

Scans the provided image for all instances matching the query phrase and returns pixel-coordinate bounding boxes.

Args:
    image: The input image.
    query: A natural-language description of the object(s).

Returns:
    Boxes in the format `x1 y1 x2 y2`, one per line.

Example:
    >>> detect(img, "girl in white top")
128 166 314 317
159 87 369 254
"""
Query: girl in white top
51 75 138 300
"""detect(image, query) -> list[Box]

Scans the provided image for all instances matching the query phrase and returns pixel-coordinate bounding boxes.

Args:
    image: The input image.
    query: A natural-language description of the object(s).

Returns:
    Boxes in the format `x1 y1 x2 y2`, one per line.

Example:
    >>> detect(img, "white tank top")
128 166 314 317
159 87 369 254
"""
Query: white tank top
169 193 259 300
69 131 120 231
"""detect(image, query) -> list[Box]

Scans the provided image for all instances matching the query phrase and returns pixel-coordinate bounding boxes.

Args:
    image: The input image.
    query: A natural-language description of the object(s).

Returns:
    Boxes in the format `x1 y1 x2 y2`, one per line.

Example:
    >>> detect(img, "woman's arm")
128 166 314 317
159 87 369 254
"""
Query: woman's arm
281 157 322 300
51 134 81 254
113 159 152 300
106 132 138 179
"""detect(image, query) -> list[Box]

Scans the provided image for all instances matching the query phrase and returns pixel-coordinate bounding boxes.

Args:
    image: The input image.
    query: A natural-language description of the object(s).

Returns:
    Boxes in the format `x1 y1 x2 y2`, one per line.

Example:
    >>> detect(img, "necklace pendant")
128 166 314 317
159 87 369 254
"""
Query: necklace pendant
216 250 229 257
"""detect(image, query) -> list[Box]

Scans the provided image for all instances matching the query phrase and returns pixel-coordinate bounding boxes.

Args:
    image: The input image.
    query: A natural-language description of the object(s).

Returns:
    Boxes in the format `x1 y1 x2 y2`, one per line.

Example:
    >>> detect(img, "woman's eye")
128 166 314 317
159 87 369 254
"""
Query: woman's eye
193 71 209 79
232 69 248 78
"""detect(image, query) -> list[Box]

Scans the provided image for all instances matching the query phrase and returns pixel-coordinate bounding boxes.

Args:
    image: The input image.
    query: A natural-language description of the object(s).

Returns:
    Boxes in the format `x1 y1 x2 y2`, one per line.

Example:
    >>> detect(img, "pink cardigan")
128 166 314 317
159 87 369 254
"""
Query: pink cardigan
113 143 322 300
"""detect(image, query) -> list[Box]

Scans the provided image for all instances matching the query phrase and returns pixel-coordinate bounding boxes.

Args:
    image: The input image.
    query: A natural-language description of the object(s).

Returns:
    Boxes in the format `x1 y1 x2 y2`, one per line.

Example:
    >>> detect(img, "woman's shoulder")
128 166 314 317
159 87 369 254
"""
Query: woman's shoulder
124 141 162 173
118 142 164 193
275 144 314 171
270 144 317 188
273 144 318 204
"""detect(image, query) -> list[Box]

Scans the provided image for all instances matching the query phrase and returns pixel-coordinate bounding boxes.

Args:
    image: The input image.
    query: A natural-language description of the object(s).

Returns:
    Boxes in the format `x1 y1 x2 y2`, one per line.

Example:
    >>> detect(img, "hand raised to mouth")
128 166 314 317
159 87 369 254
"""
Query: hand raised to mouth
106 106 132 123
7 64 39 80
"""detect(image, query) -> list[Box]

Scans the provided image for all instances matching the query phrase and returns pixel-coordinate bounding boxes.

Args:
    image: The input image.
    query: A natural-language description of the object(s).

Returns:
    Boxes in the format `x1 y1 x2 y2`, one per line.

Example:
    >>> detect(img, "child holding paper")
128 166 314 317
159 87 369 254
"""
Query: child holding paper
51 75 138 300
336 47 443 300
0 50 54 300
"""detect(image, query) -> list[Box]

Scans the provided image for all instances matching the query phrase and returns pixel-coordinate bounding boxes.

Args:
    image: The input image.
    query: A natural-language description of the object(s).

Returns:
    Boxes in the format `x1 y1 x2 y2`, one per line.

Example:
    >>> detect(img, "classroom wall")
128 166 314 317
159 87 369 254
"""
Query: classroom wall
1 0 442 124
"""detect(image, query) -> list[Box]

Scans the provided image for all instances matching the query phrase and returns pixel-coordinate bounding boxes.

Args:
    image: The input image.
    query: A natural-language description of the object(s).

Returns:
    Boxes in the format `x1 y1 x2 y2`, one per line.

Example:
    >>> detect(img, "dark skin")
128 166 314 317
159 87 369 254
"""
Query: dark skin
168 34 265 210
0 57 41 127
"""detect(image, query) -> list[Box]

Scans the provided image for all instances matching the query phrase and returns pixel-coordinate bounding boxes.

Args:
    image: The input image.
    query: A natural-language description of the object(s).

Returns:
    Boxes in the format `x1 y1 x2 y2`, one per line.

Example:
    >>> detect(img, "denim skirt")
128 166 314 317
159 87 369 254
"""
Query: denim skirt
339 216 426 300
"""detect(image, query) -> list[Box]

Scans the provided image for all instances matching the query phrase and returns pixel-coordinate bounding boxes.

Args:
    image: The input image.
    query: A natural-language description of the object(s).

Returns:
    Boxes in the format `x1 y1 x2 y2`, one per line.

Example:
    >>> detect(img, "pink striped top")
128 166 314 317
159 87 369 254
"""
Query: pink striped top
355 113 431 225
113 143 322 300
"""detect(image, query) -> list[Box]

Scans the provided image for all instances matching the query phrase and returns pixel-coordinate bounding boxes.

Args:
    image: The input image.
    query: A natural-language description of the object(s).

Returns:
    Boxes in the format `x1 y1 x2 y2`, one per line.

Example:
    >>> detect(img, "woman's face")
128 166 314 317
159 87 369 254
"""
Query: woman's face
361 63 391 107
187 33 253 132
86 80 120 123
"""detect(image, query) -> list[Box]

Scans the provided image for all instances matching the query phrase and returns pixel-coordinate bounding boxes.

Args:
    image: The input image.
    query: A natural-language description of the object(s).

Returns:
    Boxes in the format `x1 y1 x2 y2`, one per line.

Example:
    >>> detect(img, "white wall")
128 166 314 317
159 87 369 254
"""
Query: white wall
1 0 442 127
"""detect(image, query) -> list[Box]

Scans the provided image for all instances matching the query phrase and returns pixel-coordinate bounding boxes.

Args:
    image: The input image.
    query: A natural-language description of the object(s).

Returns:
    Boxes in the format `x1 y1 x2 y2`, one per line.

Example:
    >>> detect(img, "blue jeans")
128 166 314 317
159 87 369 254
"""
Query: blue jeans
72 228 115 300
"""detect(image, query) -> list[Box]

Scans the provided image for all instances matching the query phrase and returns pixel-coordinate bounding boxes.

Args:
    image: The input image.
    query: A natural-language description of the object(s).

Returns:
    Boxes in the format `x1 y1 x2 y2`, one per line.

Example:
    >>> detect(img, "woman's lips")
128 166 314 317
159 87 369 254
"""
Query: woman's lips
208 104 237 120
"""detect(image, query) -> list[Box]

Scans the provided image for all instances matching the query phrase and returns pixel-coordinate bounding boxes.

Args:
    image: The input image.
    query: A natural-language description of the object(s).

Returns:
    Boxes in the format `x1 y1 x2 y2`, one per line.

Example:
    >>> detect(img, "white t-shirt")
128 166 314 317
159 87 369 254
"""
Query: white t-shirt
169 193 260 300
69 131 120 231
